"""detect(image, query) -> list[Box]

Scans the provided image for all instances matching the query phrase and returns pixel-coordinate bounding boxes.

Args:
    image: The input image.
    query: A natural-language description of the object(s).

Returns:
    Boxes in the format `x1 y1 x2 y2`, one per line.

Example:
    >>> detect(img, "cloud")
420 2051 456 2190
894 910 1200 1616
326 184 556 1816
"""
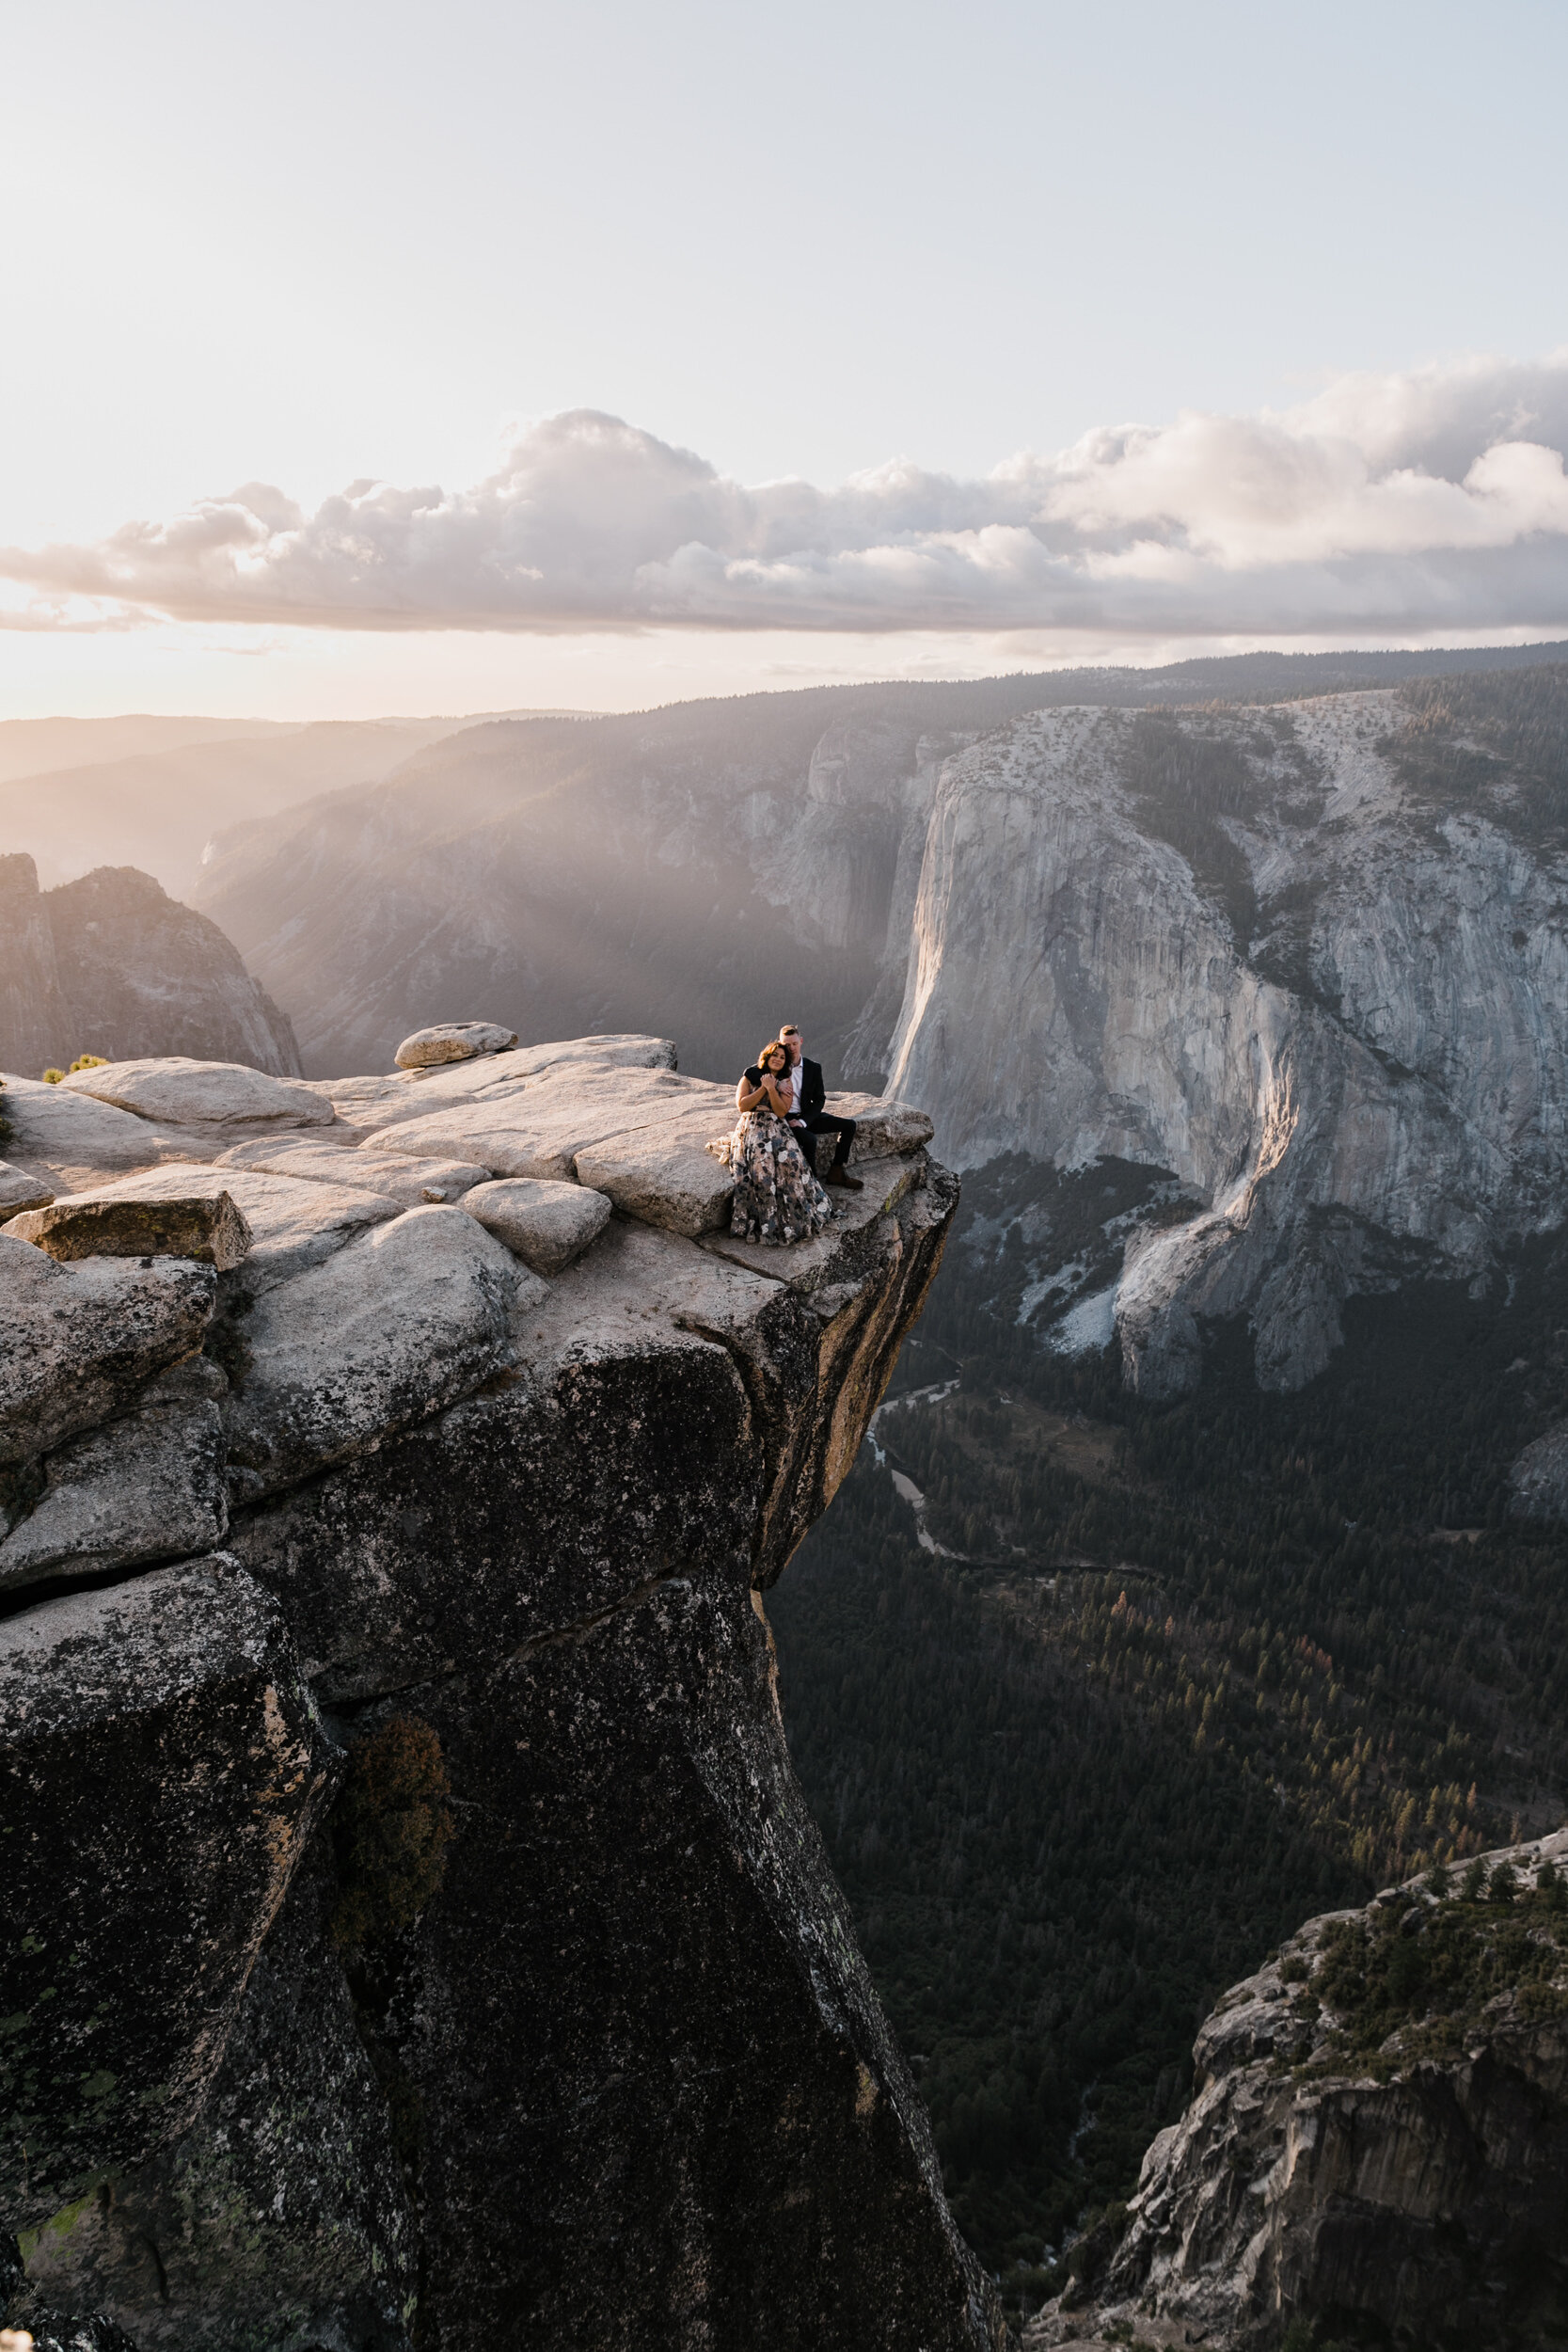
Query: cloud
5 358 1568 639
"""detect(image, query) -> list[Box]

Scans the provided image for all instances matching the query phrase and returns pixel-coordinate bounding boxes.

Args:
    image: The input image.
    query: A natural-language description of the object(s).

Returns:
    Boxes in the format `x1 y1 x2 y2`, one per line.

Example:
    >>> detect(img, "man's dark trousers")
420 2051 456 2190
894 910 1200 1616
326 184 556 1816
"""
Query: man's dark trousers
786 1055 855 1177
788 1112 856 1176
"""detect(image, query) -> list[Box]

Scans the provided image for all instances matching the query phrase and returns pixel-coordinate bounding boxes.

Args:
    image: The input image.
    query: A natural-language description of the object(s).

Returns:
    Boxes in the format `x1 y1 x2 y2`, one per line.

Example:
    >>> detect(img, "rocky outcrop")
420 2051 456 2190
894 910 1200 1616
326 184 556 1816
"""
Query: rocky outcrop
458 1172 611 1271
0 857 300 1081
1026 1832 1568 2352
0 1040 989 2352
7 1189 253 1267
0 1236 216 1464
1509 1420 1568 1521
0 1359 230 1592
58 1057 323 1124
2 1564 335 2221
394 1020 518 1068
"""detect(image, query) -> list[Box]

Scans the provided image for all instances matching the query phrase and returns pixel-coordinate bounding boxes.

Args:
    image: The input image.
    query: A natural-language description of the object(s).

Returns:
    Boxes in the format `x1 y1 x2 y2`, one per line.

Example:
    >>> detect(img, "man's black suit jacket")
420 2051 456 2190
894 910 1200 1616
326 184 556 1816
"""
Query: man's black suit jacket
795 1057 827 1120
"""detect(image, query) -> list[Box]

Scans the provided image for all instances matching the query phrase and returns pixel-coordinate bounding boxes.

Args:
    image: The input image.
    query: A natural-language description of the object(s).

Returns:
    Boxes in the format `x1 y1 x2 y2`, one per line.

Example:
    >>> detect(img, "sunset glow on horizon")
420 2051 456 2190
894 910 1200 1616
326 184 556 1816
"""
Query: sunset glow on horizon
5 0 1567 719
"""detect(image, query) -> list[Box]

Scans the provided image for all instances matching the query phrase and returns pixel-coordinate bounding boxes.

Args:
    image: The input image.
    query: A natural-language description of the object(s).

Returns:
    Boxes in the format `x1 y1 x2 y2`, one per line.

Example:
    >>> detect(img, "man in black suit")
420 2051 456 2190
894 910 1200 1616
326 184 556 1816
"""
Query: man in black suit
778 1023 863 1189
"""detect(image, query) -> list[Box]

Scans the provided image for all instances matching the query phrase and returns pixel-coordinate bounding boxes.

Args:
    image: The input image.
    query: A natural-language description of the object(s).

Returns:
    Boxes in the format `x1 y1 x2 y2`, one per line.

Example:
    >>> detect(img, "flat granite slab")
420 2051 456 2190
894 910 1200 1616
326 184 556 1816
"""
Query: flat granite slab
0 1073 200 1182
59 1056 333 1128
0 1037 940 1516
8 1159 403 1295
318 1033 678 1130
362 1064 730 1184
700 1155 924 1287
214 1133 492 1206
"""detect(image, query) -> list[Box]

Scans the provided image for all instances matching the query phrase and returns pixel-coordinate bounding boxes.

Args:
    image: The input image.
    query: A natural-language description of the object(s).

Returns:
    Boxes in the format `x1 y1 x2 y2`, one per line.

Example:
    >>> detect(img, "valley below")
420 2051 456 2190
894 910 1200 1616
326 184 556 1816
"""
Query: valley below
771 1153 1568 2329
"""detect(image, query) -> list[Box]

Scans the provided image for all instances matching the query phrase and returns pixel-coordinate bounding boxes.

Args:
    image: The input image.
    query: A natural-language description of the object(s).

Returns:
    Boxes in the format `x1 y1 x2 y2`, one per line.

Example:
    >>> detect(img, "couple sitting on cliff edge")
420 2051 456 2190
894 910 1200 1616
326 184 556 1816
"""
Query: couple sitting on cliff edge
728 1021 863 1248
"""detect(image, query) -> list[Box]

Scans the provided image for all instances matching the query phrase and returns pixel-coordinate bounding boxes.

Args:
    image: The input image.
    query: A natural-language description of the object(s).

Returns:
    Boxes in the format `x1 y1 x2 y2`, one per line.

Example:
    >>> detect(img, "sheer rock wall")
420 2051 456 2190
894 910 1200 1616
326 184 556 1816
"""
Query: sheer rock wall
885 696 1568 1392
0 1040 992 2352
192 674 1568 1399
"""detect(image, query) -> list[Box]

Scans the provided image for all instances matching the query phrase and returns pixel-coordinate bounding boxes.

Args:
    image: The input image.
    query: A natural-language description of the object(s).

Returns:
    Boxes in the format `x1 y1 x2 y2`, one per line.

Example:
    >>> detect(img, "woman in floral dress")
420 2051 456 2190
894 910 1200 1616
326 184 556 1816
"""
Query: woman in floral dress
726 1040 833 1245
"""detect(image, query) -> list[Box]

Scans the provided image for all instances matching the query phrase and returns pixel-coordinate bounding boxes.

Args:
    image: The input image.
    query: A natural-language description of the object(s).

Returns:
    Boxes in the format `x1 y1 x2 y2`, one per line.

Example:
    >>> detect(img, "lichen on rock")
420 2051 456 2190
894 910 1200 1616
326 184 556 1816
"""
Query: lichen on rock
7 1189 252 1269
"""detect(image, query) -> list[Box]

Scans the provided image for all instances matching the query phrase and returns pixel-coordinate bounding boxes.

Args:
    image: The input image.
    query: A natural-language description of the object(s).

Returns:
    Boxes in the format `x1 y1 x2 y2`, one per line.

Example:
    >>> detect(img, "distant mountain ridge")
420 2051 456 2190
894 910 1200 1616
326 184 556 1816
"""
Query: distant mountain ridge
0 713 288 786
0 710 587 899
0 719 471 900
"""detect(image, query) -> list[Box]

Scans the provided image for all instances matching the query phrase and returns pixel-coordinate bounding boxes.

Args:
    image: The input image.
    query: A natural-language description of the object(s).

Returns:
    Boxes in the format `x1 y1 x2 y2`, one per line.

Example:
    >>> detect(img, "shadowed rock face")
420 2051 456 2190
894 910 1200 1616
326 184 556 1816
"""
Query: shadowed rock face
0 857 300 1080
0 1041 990 2352
1509 1418 1568 1522
0 852 71 1080
0 1564 338 2231
1025 1831 1568 2352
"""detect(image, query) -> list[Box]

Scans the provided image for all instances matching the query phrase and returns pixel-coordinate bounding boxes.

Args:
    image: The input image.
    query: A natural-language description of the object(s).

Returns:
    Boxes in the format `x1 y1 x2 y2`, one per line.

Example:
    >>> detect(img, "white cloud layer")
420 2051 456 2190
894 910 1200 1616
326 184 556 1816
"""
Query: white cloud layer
7 356 1568 640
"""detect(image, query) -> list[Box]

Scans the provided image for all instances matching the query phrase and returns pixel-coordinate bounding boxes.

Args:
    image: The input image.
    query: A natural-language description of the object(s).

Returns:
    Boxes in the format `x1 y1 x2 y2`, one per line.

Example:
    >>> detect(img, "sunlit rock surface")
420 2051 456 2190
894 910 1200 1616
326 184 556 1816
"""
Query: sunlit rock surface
0 1040 989 2352
886 696 1568 1391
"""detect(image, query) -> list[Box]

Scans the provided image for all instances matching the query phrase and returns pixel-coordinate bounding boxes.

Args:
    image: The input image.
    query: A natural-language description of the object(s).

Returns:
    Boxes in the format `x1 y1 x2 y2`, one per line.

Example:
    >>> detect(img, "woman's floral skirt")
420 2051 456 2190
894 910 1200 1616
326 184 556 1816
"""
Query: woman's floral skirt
722 1109 832 1245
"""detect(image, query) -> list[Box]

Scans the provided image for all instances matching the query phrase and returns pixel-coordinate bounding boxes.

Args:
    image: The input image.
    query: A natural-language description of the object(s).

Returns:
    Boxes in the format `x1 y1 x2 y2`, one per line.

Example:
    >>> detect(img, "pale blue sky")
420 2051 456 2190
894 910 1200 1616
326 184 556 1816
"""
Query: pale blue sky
3 0 1566 713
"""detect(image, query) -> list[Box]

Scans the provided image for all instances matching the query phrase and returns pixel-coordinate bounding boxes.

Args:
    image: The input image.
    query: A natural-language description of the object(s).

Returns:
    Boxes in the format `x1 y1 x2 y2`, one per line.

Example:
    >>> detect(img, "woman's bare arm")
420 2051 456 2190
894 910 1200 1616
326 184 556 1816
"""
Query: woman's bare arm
737 1069 791 1114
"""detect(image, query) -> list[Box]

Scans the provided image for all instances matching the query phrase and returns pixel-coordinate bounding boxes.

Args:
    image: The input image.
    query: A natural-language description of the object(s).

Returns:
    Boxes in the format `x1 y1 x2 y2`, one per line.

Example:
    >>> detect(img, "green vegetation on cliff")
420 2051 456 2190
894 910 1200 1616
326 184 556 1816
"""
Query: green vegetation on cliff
1307 1865 1568 2076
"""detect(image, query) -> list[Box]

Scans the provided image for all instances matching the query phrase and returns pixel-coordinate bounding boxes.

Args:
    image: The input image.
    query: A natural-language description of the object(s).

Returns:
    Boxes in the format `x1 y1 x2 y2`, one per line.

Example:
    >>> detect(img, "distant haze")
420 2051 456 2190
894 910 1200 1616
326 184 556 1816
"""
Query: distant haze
0 714 572 897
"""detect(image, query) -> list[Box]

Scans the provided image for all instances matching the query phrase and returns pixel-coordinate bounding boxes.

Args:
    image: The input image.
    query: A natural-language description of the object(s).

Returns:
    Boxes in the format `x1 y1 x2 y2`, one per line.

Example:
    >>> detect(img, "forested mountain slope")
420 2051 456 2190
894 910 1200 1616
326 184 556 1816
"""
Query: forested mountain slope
770 1146 1568 2325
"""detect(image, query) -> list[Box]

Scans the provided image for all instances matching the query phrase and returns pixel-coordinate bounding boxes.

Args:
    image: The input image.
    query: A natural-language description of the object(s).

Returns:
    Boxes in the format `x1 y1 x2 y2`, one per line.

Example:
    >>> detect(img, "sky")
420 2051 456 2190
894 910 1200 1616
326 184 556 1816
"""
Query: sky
3 0 1567 718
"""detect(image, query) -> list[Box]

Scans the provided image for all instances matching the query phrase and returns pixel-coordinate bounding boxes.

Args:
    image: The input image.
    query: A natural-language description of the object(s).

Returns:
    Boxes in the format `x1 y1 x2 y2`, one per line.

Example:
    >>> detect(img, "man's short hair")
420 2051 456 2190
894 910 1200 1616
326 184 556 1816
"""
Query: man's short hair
779 1023 800 1038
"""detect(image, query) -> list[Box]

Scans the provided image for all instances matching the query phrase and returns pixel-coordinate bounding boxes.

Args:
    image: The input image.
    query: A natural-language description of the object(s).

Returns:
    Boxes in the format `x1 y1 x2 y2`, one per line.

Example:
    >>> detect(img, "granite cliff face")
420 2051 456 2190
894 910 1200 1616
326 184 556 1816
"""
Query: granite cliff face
198 662 1483 1085
1027 1831 1568 2351
0 855 300 1080
0 1040 991 2352
884 687 1568 1392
